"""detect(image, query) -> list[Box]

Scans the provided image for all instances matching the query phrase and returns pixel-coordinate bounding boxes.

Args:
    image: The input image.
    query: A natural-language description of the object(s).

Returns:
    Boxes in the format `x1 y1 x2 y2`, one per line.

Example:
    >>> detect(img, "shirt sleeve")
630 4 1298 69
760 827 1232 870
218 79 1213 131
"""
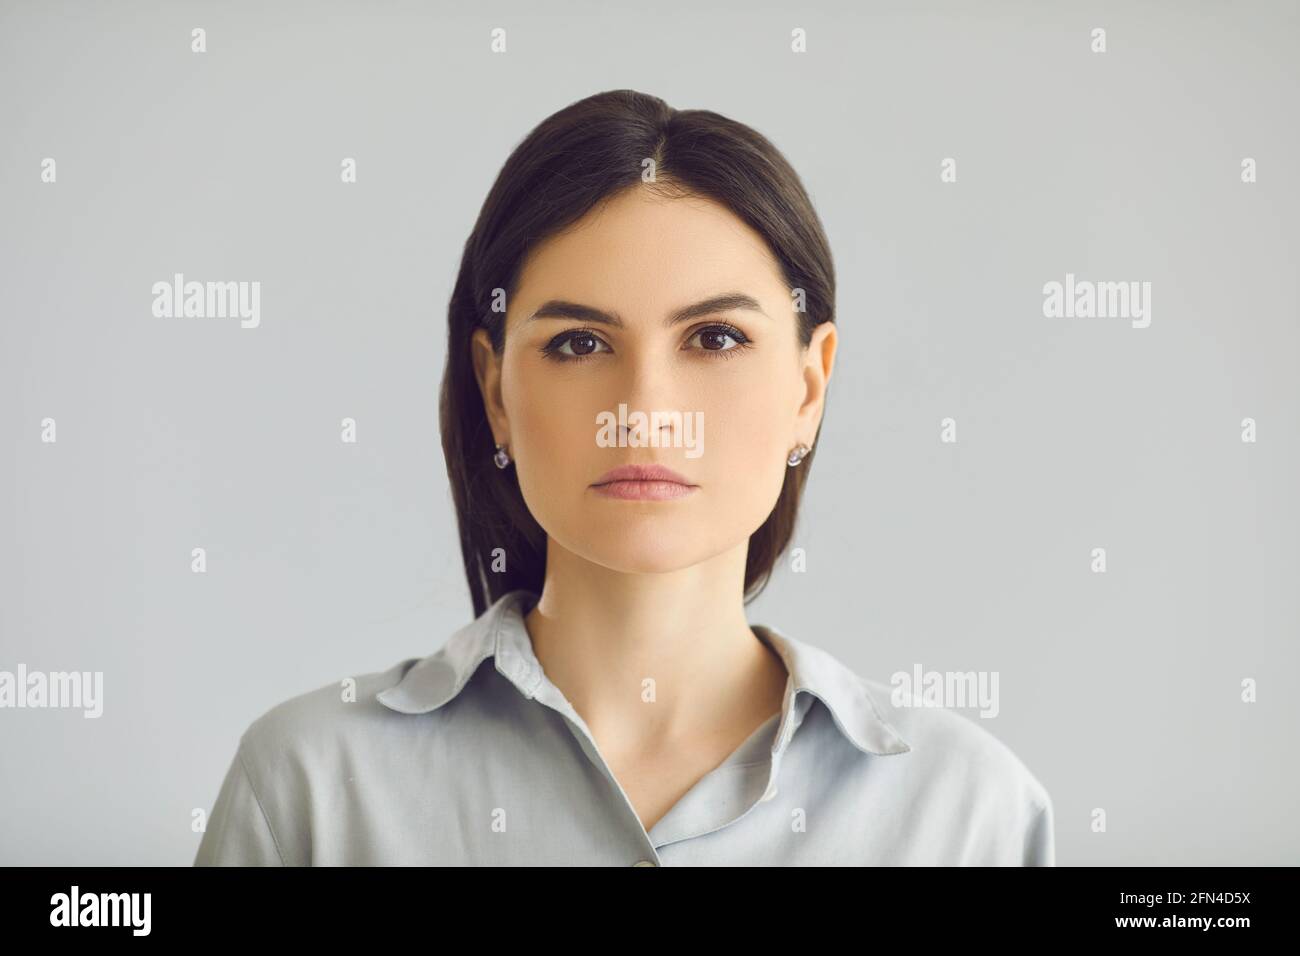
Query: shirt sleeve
1023 798 1056 866
193 743 287 866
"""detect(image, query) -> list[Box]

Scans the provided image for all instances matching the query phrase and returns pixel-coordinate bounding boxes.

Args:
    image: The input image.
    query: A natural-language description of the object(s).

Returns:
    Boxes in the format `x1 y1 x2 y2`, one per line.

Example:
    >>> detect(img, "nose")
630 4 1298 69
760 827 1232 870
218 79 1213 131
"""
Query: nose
617 414 676 446
614 350 687 447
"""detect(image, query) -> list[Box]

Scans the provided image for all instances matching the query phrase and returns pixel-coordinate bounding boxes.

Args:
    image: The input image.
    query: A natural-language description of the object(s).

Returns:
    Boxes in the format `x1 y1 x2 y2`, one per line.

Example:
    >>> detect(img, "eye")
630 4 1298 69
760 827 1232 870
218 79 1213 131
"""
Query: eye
537 324 754 363
539 329 612 362
685 324 752 358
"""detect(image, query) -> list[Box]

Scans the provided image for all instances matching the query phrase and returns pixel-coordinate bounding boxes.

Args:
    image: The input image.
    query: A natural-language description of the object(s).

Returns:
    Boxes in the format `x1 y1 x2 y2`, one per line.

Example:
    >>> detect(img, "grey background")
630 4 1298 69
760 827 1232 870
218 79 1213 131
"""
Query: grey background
2 0 1296 865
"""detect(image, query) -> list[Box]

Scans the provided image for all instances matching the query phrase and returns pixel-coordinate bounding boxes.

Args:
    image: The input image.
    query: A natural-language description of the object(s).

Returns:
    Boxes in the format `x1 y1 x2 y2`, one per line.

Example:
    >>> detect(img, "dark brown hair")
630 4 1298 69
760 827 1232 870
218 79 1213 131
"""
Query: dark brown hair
442 89 836 618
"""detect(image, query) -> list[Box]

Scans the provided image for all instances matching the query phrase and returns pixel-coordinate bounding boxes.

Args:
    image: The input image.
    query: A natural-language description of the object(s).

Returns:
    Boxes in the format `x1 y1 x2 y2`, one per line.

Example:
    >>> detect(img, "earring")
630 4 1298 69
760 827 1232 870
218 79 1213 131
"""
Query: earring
787 443 811 467
493 443 512 469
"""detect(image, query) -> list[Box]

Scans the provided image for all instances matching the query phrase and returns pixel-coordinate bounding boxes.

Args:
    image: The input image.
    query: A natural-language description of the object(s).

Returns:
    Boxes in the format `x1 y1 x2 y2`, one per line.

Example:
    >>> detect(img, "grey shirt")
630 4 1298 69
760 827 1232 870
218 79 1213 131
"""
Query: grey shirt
194 589 1054 865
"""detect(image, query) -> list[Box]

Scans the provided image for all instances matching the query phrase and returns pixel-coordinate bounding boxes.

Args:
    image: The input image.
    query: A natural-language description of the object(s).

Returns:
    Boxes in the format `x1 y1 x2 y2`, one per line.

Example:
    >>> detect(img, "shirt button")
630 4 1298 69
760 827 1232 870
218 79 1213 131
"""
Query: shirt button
632 859 658 867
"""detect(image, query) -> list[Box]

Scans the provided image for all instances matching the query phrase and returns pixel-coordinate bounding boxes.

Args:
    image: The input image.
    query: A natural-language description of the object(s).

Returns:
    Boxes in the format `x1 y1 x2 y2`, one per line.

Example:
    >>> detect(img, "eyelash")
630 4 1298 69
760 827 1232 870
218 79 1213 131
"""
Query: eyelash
538 324 754 364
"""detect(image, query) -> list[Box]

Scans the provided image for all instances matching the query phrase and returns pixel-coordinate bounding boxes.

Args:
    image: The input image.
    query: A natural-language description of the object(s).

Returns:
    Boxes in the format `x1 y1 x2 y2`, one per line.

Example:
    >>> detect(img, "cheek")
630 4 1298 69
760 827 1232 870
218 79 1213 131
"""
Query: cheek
504 363 596 487
697 361 795 470
693 361 798 527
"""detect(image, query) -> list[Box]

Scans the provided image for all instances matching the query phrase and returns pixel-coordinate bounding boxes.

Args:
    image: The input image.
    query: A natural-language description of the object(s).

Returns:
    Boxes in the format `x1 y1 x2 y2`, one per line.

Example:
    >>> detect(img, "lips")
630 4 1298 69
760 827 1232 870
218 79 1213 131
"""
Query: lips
591 463 694 486
590 463 698 501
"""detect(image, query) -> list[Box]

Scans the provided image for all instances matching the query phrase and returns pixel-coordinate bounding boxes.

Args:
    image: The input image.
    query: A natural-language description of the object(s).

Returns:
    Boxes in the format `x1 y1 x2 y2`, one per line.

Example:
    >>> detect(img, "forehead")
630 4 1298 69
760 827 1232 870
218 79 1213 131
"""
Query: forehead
510 188 786 320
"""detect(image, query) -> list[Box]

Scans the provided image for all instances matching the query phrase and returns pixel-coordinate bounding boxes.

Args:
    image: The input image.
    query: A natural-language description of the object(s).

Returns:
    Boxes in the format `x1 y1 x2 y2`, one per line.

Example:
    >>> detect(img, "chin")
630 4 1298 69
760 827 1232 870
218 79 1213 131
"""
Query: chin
573 532 714 576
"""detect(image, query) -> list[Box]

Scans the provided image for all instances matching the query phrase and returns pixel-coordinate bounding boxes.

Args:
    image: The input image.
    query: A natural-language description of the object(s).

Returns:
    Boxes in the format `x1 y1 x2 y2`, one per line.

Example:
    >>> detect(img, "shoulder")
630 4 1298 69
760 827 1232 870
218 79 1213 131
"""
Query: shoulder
196 658 417 866
856 675 1055 864
236 658 416 769
860 674 1051 813
857 671 1050 822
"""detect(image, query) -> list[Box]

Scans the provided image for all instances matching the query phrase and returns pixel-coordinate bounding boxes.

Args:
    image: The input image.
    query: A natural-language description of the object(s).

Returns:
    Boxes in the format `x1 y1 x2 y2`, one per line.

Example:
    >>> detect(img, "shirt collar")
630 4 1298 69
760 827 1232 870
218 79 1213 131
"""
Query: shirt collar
376 589 911 757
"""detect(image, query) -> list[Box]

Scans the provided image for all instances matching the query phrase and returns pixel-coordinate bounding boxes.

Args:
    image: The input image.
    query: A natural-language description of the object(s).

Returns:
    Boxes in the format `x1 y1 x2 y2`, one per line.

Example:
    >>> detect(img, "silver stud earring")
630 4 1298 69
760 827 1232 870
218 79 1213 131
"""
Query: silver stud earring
787 443 811 467
493 443 512 469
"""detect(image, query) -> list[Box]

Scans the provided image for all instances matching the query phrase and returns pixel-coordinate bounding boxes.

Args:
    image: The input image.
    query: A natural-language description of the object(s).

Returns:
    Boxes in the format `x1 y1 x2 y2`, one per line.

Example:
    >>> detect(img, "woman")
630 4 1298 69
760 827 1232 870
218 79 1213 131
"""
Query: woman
195 89 1054 866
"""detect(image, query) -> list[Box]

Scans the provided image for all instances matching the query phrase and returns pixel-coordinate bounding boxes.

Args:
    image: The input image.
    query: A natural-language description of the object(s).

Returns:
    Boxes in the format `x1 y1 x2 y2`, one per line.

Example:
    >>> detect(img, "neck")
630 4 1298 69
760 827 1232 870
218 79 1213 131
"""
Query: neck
523 541 788 757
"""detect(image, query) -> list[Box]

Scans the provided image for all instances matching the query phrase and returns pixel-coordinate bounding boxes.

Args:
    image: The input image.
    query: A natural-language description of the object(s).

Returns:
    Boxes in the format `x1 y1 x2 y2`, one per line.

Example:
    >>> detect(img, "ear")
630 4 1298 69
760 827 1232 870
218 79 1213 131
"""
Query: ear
471 328 509 445
794 321 837 442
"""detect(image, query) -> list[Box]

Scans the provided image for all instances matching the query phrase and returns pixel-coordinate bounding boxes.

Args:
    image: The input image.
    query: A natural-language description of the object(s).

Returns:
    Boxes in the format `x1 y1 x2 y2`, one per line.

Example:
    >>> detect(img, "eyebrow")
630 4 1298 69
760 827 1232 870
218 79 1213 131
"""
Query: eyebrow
525 292 769 329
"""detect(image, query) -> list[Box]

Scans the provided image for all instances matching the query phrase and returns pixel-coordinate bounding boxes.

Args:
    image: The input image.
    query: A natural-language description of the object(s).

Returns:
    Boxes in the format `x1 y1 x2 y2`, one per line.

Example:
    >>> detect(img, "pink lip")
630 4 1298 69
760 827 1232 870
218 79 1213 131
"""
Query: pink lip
591 464 697 500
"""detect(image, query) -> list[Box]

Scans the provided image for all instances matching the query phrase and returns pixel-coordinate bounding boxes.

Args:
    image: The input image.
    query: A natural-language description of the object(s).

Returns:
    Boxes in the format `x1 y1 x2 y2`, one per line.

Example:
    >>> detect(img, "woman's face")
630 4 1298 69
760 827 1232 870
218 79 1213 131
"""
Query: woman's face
472 186 836 577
